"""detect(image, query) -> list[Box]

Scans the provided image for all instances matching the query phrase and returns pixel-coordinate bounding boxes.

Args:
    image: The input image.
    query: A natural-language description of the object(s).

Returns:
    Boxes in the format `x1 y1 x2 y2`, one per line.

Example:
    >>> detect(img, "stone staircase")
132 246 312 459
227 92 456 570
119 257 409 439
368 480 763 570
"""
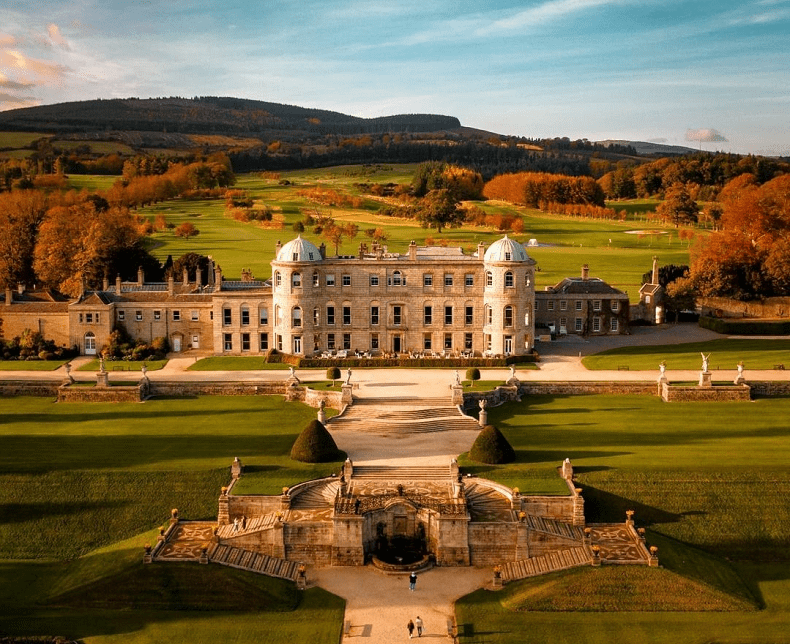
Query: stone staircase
500 546 591 582
351 464 455 480
290 480 341 509
216 513 280 539
329 397 479 435
525 514 586 541
464 481 513 521
208 543 301 581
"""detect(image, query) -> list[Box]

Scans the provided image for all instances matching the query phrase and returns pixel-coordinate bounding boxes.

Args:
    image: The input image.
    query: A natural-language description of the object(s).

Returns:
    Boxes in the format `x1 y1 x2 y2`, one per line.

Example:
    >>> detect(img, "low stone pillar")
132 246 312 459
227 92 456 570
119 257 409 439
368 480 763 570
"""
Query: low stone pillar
591 545 601 566
343 457 353 480
218 488 229 525
317 407 326 424
341 383 353 405
231 457 243 479
280 488 291 510
143 543 153 564
272 517 286 559
699 371 712 387
96 371 109 388
199 545 209 564
297 564 307 590
170 508 179 525
478 408 487 427
649 545 659 567
451 384 464 406
492 565 503 588
561 458 573 480
572 489 585 527
450 458 459 480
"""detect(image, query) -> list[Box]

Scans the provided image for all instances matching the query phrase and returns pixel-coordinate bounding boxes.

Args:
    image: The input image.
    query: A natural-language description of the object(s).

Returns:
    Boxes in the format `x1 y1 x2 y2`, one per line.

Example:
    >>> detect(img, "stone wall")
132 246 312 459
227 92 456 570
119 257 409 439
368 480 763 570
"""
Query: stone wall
520 382 656 396
699 296 790 319
528 528 582 557
303 387 344 410
0 381 60 397
749 381 790 396
225 494 285 523
468 523 526 565
660 382 751 402
149 381 286 397
57 383 144 403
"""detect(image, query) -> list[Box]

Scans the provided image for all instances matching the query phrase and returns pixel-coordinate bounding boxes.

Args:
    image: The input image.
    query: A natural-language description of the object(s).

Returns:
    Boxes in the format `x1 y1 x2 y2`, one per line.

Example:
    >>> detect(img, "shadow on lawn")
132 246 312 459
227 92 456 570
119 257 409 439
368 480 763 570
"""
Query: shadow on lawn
581 484 687 525
0 500 128 524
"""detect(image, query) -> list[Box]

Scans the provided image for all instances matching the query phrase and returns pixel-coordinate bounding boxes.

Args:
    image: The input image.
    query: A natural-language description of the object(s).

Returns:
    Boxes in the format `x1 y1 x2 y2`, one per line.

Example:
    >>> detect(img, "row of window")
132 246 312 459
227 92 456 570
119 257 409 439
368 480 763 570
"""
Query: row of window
552 317 619 332
115 309 201 322
539 299 620 312
274 270 528 290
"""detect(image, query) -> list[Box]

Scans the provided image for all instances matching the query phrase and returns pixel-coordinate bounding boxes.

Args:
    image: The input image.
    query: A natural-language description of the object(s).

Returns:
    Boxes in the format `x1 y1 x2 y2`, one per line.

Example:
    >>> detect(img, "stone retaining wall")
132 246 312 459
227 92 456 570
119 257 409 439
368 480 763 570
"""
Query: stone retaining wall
0 381 60 397
519 382 656 396
150 381 286 397
303 387 344 410
225 494 285 523
660 382 751 402
57 383 145 402
468 523 525 565
749 381 790 396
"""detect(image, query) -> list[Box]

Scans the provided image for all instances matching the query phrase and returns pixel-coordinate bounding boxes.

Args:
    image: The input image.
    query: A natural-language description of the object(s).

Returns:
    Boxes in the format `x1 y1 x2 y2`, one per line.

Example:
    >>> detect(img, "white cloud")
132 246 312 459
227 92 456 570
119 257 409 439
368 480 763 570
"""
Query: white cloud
479 0 629 35
47 24 71 50
686 128 728 142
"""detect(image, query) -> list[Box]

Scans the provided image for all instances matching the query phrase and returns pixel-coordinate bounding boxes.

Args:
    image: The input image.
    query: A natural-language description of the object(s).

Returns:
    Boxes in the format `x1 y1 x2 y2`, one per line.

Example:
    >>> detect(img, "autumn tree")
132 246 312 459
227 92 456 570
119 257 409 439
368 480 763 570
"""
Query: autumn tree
0 190 48 287
417 189 465 233
411 162 483 200
655 184 699 227
174 222 200 239
173 252 210 284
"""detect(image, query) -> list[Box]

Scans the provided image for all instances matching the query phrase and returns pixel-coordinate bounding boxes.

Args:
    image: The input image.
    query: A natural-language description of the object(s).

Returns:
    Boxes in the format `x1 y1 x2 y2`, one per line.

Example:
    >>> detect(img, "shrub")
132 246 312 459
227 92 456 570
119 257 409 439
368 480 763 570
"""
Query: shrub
466 367 481 383
290 420 342 463
469 425 516 464
327 366 341 385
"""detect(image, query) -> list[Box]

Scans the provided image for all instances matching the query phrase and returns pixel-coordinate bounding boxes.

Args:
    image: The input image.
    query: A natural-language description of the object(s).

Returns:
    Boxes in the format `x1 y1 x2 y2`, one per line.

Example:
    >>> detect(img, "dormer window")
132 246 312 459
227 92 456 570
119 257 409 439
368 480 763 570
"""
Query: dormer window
293 252 298 261
505 252 511 260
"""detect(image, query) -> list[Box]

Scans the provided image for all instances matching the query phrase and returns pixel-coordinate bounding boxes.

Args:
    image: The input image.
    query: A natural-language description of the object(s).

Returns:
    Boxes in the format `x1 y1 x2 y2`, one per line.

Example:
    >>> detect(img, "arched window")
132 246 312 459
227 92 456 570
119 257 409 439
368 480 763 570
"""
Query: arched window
292 307 302 327
274 271 281 287
312 271 319 287
485 305 492 326
504 306 513 327
485 271 493 287
313 307 320 325
505 271 514 288
525 274 531 287
392 270 403 286
292 272 302 288
524 311 530 326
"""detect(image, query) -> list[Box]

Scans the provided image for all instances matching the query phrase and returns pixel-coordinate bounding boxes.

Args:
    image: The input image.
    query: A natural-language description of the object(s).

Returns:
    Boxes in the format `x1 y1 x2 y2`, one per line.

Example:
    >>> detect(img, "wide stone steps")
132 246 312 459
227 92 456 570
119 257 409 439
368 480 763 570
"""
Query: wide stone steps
371 408 463 420
465 483 512 510
352 465 454 480
330 416 477 434
526 515 586 541
501 546 591 582
352 396 452 406
208 543 300 581
217 513 279 538
291 480 341 508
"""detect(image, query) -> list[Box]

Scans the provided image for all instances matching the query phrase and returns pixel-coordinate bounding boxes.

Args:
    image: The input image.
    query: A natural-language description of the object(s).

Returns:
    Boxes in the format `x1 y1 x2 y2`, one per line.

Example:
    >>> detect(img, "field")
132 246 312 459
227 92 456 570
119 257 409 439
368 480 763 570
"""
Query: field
453 393 790 642
582 338 790 371
122 166 692 300
0 395 345 643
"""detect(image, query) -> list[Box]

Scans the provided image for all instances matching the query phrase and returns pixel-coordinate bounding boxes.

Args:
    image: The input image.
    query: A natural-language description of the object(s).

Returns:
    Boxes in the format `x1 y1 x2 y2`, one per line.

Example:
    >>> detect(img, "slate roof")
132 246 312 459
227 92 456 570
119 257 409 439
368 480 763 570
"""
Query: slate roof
543 276 627 296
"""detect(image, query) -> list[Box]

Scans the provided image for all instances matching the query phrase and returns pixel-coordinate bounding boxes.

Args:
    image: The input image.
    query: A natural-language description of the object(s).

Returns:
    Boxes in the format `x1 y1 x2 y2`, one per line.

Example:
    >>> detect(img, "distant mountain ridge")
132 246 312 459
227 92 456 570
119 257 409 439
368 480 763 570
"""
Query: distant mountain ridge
596 139 700 156
0 96 461 137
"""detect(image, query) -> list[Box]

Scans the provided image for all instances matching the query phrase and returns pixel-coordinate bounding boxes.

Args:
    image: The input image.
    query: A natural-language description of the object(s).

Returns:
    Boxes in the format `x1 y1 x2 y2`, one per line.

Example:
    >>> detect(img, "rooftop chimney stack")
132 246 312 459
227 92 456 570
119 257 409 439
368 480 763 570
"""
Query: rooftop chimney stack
652 256 659 285
581 265 589 281
137 267 144 287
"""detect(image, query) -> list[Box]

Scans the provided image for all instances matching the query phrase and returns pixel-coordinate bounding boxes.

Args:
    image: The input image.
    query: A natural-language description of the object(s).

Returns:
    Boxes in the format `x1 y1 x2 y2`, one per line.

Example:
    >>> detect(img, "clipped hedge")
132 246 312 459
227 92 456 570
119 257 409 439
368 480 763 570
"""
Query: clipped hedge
469 425 516 464
290 419 343 463
699 316 790 336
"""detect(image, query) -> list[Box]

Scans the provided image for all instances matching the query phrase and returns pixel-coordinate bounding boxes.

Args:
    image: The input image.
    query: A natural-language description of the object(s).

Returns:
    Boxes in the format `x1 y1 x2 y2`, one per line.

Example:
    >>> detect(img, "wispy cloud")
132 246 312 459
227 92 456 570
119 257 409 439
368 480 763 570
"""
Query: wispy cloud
47 24 71 50
477 0 629 36
686 128 728 142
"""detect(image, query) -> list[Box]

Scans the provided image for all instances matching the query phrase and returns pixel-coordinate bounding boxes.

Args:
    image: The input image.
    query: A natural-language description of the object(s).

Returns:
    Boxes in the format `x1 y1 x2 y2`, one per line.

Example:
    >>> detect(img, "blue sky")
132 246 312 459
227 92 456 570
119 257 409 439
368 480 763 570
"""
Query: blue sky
2 0 788 155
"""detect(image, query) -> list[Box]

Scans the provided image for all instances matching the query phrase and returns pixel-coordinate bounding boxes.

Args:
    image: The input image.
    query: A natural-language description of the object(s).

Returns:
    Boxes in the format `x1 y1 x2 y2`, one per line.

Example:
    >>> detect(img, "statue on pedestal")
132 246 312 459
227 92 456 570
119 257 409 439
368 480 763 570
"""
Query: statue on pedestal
700 352 710 373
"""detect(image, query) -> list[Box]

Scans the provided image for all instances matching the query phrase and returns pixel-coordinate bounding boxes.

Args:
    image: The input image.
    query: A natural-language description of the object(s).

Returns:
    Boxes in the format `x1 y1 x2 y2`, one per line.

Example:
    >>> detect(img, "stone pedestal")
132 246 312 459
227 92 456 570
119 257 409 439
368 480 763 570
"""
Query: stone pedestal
341 383 353 405
451 384 464 406
231 457 243 479
699 371 712 387
96 371 109 388
478 408 487 427
734 375 745 386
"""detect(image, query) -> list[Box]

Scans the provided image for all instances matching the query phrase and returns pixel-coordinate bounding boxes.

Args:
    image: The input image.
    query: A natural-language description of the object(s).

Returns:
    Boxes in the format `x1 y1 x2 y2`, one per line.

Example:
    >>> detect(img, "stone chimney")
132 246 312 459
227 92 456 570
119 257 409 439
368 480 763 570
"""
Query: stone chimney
167 273 174 296
17 282 25 295
207 257 215 285
137 267 144 287
116 274 122 293
477 241 486 258
652 256 659 285
195 267 202 286
581 265 589 281
102 275 109 291
275 240 282 257
319 243 326 260
408 240 417 261
4 285 11 306
214 264 223 291
183 268 189 286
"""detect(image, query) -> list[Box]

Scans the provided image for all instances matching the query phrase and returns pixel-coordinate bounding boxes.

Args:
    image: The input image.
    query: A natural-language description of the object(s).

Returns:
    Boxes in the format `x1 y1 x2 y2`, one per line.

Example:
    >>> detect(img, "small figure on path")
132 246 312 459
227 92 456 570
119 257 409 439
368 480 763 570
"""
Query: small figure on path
415 616 423 637
241 515 246 530
409 571 417 591
700 352 710 372
233 517 239 532
407 619 415 638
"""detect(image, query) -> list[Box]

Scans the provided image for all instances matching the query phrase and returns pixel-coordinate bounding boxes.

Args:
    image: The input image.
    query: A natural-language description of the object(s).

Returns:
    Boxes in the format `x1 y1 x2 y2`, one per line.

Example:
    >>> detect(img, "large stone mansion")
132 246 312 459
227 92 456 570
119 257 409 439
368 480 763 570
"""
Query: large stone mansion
1 236 630 357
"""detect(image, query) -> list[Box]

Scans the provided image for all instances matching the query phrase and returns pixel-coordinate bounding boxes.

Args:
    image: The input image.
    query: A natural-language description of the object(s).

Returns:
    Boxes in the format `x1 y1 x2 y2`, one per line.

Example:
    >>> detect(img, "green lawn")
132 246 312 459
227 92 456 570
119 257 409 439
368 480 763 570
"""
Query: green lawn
583 338 790 371
0 359 68 371
78 359 168 372
0 394 344 642
67 174 120 192
188 356 292 370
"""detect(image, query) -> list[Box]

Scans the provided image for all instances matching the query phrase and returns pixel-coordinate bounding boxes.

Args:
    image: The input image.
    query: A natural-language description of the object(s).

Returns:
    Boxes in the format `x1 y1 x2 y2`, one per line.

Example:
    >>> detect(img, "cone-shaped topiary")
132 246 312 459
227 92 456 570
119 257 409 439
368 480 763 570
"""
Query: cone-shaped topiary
466 367 480 383
469 425 516 464
290 419 343 463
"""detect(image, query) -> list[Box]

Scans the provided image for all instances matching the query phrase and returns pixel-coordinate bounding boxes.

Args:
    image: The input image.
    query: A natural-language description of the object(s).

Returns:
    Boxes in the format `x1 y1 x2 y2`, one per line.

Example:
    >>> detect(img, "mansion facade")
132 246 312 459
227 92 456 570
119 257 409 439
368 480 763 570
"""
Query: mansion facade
1 236 630 358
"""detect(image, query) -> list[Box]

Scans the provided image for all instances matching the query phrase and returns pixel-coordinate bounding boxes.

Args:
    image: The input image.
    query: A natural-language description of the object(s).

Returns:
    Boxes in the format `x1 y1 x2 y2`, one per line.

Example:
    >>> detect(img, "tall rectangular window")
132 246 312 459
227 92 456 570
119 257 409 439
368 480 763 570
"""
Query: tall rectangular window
327 333 336 349
465 274 474 287
153 310 160 321
611 300 620 312
326 274 335 287
241 308 250 325
223 333 232 351
611 318 619 332
371 333 379 350
343 333 351 350
118 311 125 321
465 306 473 325
424 306 432 324
371 306 379 325
136 310 143 321
593 317 601 332
393 306 402 326
593 300 601 311
259 307 268 325
424 334 432 350
575 300 582 311
343 306 351 325
327 306 335 325
241 333 250 351
172 310 180 321
575 318 583 332
423 274 433 287
342 275 351 286
445 306 453 325
223 308 231 325
464 333 473 350
444 274 453 287
259 333 269 350
444 333 452 349
370 274 379 286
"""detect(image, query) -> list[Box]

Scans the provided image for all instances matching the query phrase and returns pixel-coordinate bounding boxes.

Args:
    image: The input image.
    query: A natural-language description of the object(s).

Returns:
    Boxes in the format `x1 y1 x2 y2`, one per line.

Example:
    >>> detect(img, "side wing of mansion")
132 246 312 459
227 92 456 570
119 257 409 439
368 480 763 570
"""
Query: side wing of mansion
1 236 630 358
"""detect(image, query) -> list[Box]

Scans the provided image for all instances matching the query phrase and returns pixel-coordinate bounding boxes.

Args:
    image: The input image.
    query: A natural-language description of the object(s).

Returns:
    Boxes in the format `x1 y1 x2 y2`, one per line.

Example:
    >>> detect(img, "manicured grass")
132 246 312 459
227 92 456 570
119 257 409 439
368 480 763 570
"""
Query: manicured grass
67 174 120 191
78 359 168 372
0 131 51 148
0 359 68 371
463 379 508 391
188 356 292 370
583 338 790 371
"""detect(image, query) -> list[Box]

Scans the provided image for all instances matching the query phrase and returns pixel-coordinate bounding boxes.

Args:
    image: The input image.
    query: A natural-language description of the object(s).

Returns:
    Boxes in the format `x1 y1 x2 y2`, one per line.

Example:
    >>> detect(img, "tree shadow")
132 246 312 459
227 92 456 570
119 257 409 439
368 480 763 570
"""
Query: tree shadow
580 484 687 525
0 500 129 524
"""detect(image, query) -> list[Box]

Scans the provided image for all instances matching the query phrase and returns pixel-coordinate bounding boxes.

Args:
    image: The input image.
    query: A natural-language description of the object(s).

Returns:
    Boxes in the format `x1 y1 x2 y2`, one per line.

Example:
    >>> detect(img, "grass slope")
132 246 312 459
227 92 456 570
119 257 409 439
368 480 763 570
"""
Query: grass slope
0 359 68 371
583 338 790 371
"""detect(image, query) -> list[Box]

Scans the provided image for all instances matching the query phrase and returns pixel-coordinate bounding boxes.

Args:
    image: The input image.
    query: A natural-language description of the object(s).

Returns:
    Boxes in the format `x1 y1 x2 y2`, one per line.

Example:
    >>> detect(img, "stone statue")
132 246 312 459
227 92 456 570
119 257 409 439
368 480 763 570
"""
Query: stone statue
289 365 295 378
345 368 352 384
659 361 666 376
737 361 744 376
64 362 71 376
319 399 325 410
454 370 461 386
700 352 710 372
509 365 516 379
479 399 487 410
99 355 106 373
141 363 147 377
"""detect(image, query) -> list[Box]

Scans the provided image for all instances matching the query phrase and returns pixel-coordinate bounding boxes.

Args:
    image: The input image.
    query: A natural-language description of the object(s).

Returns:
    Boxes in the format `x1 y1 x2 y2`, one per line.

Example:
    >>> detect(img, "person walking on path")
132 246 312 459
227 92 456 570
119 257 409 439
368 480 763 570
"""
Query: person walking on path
409 572 417 591
407 619 415 638
415 616 423 636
